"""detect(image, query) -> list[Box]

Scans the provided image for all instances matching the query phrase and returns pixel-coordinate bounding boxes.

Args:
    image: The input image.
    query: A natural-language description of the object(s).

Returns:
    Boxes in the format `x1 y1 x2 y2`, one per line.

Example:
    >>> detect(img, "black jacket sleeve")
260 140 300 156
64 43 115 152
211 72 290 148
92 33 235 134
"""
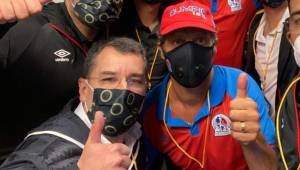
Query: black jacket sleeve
0 152 47 170
0 134 80 170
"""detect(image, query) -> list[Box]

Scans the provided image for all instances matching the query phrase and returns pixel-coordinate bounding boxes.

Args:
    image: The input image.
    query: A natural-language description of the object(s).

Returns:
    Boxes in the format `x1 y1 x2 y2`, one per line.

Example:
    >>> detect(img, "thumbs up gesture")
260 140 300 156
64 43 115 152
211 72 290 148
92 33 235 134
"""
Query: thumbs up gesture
0 0 50 24
229 73 260 145
77 111 131 170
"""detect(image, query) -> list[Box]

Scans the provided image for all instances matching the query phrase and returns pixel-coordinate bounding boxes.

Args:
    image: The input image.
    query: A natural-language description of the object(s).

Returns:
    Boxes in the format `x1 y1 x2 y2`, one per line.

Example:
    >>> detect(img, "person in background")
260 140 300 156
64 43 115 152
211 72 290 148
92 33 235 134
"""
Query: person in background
243 0 298 118
275 0 300 169
0 37 147 170
116 0 170 89
142 1 277 169
196 0 260 68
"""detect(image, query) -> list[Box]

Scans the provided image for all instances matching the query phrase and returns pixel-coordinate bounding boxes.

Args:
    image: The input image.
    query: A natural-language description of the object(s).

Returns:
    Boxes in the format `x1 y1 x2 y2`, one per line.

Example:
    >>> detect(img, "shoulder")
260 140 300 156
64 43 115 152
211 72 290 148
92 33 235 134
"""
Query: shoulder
0 134 81 169
214 65 261 99
32 99 90 146
0 101 87 169
0 14 50 66
4 13 49 38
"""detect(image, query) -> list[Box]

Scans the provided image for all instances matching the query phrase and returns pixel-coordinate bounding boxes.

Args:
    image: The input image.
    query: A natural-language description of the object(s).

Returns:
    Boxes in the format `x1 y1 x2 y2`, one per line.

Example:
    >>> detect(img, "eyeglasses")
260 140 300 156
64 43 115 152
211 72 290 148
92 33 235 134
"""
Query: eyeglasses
87 76 147 95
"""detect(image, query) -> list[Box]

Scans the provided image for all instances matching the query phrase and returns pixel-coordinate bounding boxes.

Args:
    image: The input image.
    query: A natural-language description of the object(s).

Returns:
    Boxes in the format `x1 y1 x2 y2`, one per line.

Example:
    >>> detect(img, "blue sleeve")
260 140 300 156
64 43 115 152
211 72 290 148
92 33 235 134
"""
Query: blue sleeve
246 75 275 145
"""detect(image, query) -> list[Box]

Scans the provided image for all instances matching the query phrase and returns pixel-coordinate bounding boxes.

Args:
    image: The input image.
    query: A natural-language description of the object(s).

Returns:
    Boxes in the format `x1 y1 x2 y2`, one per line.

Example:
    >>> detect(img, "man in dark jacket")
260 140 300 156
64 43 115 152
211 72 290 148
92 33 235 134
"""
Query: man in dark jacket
0 38 147 170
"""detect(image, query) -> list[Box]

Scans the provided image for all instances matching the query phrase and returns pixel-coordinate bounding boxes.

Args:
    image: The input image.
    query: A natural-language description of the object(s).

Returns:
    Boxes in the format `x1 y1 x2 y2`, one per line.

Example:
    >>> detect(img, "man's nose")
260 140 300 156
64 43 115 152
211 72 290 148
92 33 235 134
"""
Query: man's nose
116 79 128 90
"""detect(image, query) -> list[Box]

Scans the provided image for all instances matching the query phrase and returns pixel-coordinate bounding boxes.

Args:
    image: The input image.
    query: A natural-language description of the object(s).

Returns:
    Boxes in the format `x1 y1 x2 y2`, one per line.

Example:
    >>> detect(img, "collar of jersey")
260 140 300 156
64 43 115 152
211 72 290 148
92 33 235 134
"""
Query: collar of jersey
157 65 225 128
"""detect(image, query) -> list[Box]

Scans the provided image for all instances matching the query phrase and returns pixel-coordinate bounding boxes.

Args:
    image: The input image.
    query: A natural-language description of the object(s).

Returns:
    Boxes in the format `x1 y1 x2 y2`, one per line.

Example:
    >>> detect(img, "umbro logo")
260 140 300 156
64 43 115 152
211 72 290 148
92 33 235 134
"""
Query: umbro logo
54 49 70 62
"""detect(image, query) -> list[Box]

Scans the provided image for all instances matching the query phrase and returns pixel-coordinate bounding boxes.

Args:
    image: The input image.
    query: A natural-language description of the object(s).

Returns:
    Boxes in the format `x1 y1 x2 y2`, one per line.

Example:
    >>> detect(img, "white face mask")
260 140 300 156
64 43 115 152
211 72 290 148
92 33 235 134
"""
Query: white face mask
293 35 300 67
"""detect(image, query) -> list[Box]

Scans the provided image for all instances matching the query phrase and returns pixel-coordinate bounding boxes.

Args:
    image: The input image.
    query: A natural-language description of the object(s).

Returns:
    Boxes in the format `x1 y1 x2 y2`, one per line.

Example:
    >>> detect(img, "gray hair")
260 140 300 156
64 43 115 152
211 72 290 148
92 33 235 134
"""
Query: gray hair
81 37 146 78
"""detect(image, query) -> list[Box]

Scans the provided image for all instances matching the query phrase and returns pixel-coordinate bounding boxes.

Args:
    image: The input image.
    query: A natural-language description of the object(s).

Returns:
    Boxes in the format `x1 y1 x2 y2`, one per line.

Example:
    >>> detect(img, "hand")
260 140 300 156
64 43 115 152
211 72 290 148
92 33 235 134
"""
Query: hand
0 0 50 24
229 73 260 145
77 111 131 170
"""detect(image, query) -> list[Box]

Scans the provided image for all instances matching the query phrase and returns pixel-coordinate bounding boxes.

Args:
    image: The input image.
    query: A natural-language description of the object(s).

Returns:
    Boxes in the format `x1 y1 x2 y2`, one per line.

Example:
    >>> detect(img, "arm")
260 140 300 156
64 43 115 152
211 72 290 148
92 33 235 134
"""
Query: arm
241 133 277 170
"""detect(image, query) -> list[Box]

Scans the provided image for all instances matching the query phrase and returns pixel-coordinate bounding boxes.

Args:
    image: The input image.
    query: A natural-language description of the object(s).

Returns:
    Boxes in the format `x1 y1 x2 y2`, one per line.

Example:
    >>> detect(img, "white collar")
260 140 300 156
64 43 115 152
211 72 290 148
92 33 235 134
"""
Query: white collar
74 102 142 147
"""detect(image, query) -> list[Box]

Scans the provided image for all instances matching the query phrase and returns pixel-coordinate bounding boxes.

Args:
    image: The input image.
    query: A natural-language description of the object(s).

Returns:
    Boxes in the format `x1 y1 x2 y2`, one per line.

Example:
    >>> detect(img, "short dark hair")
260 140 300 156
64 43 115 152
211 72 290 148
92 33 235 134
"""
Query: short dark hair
81 37 146 78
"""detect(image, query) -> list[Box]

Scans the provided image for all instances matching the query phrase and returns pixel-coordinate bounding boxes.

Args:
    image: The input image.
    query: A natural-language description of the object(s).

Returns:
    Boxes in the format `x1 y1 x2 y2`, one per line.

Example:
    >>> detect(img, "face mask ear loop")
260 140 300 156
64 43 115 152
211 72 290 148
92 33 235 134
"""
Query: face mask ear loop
83 101 91 113
71 0 79 8
84 80 95 112
85 80 95 92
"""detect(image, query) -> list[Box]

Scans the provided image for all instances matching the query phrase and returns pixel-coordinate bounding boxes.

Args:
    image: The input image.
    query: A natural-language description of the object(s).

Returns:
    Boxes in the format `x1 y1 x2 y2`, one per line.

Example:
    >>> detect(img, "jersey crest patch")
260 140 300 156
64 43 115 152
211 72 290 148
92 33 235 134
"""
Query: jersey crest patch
228 0 242 12
212 114 231 136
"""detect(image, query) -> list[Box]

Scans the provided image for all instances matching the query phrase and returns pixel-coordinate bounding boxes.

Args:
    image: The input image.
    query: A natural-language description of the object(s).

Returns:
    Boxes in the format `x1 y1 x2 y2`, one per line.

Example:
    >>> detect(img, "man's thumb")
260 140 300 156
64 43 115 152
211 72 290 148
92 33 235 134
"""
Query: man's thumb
237 73 248 98
87 111 105 144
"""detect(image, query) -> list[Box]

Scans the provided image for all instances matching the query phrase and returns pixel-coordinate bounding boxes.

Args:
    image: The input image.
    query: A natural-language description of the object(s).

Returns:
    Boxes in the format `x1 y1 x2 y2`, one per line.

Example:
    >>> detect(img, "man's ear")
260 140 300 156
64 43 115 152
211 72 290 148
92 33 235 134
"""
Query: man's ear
78 78 89 102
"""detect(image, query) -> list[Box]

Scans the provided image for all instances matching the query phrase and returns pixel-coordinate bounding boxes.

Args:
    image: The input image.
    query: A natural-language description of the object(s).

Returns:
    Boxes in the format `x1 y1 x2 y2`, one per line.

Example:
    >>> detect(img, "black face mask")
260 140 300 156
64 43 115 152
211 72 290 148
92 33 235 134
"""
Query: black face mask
260 0 285 8
73 0 123 28
87 88 144 137
165 42 214 88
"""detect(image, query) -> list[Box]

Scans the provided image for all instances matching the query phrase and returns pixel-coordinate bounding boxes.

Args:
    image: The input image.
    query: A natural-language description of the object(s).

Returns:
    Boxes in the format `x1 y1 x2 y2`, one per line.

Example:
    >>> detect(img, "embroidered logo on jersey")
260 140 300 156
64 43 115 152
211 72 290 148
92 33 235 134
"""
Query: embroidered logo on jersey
228 0 242 12
54 49 70 62
212 114 231 136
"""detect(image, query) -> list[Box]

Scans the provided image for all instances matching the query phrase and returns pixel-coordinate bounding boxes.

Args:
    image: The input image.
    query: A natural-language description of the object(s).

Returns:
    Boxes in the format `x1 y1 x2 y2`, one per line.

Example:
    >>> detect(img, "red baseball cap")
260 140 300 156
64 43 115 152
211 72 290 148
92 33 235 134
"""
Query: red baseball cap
160 0 216 36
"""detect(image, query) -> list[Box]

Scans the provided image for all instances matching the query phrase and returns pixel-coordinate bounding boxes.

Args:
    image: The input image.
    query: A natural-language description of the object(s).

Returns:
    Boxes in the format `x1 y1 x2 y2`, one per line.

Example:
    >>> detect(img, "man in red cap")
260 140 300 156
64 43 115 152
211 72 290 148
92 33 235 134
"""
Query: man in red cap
142 1 277 169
